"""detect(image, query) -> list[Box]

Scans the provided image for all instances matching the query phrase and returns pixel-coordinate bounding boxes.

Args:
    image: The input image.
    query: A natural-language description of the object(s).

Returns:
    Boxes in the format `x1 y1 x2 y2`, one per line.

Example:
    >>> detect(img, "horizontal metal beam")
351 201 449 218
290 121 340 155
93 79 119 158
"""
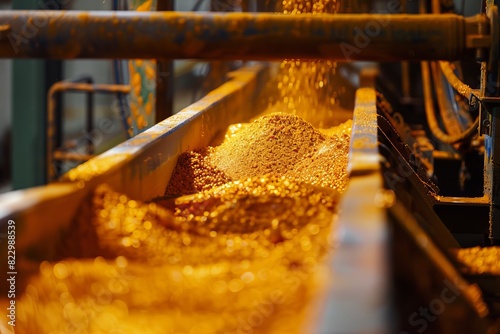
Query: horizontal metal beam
0 11 468 61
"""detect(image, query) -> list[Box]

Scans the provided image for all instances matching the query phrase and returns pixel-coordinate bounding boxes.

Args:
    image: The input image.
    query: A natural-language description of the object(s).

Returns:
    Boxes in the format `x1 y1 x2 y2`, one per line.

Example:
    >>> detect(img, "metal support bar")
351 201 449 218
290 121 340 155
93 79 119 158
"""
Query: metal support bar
53 151 94 162
481 3 500 244
488 106 500 243
0 11 469 61
11 2 46 189
156 0 174 122
65 76 95 153
46 82 131 183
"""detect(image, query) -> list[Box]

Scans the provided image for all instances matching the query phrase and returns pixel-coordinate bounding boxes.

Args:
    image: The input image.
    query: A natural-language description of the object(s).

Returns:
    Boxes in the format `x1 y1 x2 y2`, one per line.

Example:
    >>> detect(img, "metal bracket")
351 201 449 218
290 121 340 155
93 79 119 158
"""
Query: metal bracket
470 89 500 136
489 5 499 72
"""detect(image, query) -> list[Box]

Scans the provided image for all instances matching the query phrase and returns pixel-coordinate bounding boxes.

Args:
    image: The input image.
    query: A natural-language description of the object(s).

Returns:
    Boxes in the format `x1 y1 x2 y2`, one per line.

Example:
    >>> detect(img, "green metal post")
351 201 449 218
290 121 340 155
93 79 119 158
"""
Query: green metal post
12 0 46 189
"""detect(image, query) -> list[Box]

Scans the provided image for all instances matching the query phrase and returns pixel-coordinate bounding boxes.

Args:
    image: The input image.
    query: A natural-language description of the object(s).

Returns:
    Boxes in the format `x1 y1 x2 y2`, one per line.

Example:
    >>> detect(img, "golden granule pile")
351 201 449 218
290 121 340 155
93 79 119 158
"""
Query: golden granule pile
166 113 352 195
165 148 231 196
285 120 351 191
62 177 337 266
454 246 500 275
209 113 326 180
175 175 339 235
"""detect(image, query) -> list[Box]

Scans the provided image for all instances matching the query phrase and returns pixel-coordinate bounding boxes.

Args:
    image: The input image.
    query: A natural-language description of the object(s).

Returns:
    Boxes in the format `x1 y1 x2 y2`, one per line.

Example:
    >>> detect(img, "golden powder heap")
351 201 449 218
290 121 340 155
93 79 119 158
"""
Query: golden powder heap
165 148 231 196
285 120 351 191
454 247 500 275
209 113 326 180
166 113 352 195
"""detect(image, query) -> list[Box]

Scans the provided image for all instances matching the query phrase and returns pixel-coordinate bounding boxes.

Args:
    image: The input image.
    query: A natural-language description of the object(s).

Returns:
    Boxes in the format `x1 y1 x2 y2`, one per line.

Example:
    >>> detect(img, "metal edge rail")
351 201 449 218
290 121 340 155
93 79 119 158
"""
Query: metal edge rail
304 86 391 333
0 11 468 61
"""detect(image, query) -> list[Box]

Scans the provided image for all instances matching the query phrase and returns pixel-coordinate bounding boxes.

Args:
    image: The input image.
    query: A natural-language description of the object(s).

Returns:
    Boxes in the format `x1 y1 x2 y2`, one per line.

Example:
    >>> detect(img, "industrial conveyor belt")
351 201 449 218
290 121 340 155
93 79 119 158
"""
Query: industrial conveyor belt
0 64 390 333
0 63 495 333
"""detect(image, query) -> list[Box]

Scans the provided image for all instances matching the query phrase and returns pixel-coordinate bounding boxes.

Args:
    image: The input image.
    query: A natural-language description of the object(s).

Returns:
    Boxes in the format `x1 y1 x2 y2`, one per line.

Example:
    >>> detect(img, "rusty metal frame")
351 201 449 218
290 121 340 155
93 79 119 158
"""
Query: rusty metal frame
46 81 131 183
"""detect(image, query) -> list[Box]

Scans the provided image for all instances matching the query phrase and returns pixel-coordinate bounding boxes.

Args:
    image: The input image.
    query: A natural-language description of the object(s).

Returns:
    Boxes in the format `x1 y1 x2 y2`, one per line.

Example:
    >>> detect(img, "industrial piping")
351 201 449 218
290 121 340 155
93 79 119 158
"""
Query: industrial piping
0 11 469 61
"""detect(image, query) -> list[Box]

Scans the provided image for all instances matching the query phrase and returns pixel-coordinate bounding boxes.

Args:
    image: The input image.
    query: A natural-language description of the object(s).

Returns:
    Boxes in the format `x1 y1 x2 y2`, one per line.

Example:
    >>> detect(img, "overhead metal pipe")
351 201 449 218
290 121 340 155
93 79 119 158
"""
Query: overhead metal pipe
0 11 469 61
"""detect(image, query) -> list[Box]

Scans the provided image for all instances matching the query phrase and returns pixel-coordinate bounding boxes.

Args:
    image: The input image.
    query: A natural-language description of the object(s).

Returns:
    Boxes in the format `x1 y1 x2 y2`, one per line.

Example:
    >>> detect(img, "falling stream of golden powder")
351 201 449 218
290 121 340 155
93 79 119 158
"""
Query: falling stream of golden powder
265 0 343 128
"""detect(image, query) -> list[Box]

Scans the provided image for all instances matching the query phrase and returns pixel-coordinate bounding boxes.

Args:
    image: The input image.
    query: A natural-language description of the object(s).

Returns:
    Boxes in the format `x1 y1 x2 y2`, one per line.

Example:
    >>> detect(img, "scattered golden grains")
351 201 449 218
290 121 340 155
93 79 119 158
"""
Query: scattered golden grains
259 0 343 129
278 0 340 14
16 252 322 334
165 148 231 196
454 247 500 275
